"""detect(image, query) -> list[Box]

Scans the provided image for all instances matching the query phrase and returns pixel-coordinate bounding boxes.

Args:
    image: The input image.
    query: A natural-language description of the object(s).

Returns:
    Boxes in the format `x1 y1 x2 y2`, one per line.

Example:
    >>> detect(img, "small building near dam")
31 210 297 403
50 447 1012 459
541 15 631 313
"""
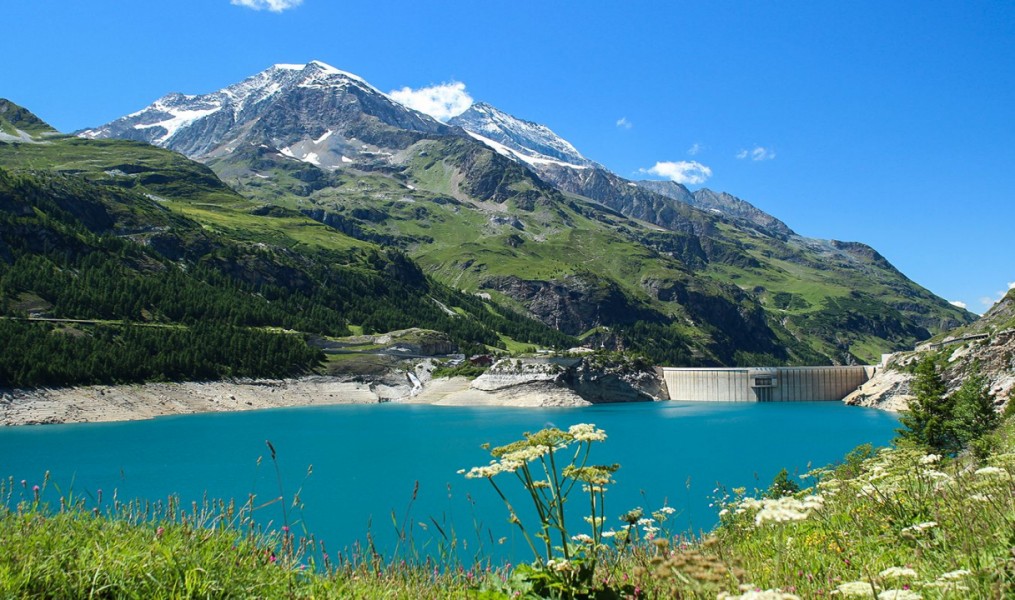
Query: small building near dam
660 365 877 402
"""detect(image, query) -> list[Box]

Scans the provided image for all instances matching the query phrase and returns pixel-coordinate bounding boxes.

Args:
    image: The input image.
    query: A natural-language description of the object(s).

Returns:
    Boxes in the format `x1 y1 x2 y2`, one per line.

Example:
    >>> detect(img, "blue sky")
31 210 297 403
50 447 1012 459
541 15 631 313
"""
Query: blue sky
4 0 1013 313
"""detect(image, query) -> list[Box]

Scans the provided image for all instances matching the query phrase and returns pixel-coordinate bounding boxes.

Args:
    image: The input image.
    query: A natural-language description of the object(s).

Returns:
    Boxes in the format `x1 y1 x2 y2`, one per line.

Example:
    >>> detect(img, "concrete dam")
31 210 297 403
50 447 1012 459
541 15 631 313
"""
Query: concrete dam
660 366 877 402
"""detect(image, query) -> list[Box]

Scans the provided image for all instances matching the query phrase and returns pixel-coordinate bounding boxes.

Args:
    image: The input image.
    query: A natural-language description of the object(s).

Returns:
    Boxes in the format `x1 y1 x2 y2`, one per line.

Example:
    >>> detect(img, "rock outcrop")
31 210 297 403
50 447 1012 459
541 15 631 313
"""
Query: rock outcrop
459 355 663 405
846 290 1015 412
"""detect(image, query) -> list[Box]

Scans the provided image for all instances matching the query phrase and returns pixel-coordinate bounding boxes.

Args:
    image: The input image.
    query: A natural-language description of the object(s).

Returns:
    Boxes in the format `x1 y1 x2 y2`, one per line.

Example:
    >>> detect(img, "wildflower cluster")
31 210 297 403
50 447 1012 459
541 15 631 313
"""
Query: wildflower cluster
460 423 617 596
831 565 975 598
734 494 825 527
711 435 1015 598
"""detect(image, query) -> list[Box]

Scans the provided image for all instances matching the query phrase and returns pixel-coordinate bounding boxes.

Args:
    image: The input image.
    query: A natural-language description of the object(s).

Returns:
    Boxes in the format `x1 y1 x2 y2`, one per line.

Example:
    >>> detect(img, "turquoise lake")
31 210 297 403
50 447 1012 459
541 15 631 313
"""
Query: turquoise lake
0 401 898 563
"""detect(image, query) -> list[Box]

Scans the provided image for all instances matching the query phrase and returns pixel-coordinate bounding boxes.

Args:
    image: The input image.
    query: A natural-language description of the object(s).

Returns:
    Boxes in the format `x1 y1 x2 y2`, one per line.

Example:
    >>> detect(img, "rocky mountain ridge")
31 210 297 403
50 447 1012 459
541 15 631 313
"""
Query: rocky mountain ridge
72 63 974 366
80 61 451 166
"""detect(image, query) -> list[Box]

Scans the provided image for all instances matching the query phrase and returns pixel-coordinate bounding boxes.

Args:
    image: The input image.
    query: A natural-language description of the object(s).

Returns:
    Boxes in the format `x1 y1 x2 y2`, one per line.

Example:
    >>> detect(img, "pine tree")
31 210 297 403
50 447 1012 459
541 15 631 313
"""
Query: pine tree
950 366 998 447
766 468 801 499
897 357 960 453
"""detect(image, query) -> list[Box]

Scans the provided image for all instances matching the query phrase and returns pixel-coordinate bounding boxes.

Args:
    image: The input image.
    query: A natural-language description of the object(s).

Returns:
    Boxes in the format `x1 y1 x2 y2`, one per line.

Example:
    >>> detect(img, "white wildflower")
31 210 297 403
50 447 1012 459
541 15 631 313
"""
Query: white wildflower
462 461 506 479
718 589 801 600
901 521 937 534
877 590 921 600
974 466 1005 476
801 494 825 509
919 454 941 465
921 469 952 482
636 517 655 526
601 530 617 538
921 581 968 591
818 478 842 491
740 497 763 510
753 495 823 526
570 533 592 543
755 505 809 525
568 423 606 442
868 465 889 481
657 505 676 514
834 580 877 596
936 569 971 581
879 567 917 579
503 444 550 463
719 508 730 517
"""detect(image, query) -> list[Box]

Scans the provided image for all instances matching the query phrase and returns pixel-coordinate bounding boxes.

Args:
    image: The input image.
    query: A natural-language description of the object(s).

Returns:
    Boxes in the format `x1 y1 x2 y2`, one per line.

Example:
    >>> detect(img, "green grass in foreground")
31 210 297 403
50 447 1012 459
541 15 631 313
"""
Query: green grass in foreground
2 415 1013 599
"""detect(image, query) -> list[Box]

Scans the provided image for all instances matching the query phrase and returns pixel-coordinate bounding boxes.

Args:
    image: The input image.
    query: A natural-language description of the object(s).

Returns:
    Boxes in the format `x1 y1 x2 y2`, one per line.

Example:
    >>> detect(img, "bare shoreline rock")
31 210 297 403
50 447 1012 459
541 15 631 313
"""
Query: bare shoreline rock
0 356 667 426
0 377 391 426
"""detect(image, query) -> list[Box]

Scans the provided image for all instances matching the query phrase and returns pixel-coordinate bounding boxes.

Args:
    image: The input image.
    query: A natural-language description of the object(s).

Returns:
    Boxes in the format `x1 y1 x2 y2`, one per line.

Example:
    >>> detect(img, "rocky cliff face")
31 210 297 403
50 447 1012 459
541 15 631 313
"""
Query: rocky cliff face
469 355 662 403
846 290 1015 411
639 182 794 237
535 165 714 235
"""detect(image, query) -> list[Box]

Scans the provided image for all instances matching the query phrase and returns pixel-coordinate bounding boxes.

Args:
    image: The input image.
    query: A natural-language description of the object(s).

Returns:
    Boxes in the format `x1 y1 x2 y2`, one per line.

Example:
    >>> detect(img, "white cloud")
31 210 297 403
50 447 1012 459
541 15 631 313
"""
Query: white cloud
687 143 703 156
979 281 1015 309
231 0 302 12
388 82 473 122
616 117 633 130
949 300 967 309
736 145 776 161
640 161 712 185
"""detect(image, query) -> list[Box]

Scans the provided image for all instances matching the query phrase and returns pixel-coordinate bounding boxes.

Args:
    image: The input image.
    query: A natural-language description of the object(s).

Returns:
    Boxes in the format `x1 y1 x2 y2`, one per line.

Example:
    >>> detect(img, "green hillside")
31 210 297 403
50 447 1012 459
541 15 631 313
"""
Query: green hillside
211 134 971 366
0 99 57 138
0 96 976 385
0 123 575 388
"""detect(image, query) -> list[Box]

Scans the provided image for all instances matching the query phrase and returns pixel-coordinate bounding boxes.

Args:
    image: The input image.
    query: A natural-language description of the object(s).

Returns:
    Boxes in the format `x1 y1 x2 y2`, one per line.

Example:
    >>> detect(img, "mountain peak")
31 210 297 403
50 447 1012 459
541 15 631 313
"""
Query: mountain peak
79 61 449 163
0 98 57 141
449 102 596 169
299 60 372 85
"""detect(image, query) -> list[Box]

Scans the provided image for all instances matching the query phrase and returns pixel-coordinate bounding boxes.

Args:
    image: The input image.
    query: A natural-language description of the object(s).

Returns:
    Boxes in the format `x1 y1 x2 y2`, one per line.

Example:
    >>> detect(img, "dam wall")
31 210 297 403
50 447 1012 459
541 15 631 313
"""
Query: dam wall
661 366 876 402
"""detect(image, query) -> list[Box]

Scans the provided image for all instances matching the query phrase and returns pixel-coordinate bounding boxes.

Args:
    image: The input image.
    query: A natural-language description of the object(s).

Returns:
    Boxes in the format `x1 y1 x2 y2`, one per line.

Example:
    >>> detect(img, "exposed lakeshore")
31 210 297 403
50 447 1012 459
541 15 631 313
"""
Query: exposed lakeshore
0 372 604 428
0 376 595 427
1 377 396 427
1 354 672 426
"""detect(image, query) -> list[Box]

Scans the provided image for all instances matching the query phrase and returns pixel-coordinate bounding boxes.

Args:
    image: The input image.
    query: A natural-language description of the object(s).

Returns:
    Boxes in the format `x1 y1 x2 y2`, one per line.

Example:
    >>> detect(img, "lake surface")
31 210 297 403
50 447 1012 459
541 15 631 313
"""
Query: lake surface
0 401 897 563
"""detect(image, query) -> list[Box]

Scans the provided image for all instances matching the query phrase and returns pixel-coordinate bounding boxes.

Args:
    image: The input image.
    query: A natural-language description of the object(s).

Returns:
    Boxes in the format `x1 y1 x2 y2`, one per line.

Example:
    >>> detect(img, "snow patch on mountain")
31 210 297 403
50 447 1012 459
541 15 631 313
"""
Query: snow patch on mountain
133 104 223 143
465 131 589 170
449 102 596 170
